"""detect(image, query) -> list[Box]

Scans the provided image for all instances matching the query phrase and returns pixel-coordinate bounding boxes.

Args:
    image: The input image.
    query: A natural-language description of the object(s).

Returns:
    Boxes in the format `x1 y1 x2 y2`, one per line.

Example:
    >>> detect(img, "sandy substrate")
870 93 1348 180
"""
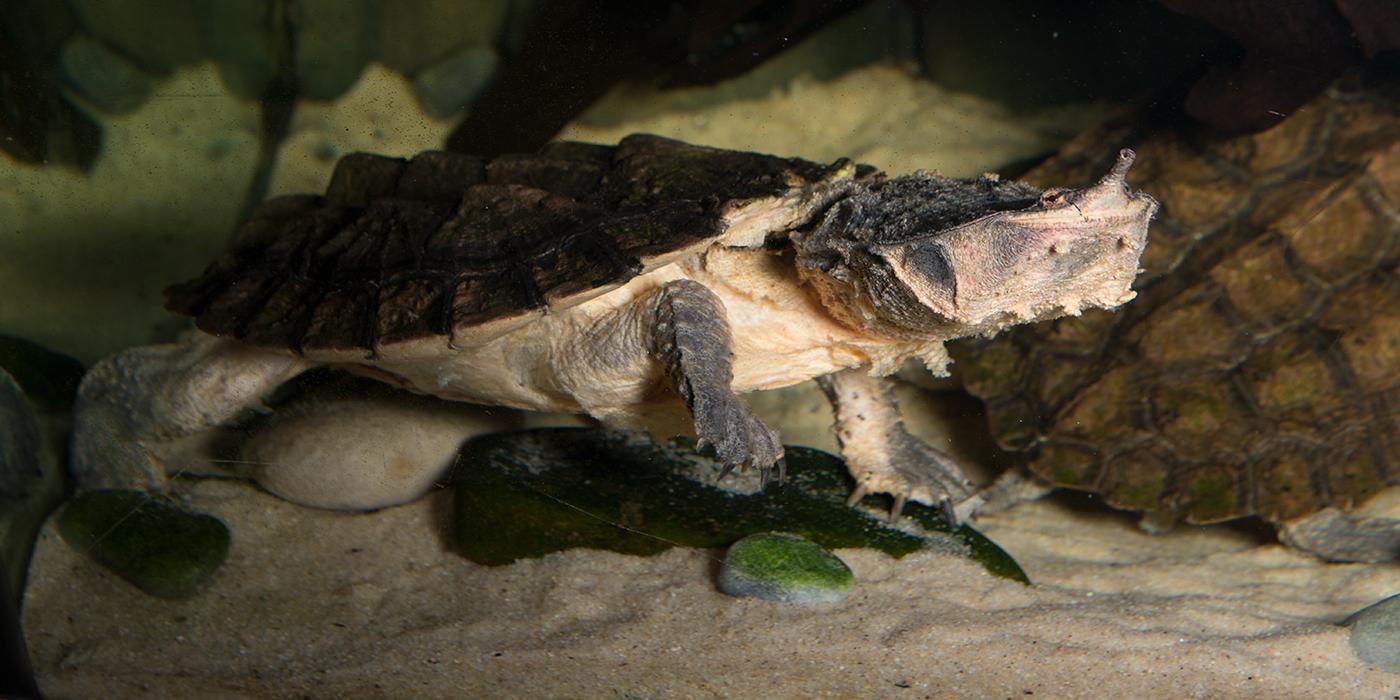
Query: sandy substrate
21 478 1398 699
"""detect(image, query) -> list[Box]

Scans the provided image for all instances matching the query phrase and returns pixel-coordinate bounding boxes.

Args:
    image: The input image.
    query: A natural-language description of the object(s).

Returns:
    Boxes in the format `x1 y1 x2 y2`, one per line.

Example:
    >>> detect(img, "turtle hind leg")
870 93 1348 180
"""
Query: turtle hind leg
72 336 312 493
819 369 980 525
648 280 784 484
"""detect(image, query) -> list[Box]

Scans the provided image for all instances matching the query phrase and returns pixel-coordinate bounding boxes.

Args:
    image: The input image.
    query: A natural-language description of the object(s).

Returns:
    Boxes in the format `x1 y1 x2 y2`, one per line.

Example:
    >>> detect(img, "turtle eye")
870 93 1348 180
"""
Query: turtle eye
1039 190 1066 207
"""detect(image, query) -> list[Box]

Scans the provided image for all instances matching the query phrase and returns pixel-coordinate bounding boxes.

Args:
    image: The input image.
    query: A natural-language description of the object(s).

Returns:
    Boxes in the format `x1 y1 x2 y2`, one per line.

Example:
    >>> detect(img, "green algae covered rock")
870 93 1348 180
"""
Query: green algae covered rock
58 490 230 599
0 367 66 607
0 334 85 413
454 428 1028 584
0 335 80 603
718 533 853 604
60 35 153 114
412 46 499 118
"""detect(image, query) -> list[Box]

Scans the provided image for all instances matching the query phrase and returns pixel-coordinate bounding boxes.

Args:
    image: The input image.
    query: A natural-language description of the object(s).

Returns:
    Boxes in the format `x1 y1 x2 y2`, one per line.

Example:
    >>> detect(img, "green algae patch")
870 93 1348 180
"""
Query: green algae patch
453 428 1028 584
718 533 853 604
896 502 1030 585
58 490 230 599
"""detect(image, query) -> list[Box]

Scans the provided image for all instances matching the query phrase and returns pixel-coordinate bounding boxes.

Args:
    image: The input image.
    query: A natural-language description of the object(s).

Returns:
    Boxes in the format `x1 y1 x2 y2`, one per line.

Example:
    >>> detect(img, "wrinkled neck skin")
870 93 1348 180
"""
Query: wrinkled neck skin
792 150 1158 346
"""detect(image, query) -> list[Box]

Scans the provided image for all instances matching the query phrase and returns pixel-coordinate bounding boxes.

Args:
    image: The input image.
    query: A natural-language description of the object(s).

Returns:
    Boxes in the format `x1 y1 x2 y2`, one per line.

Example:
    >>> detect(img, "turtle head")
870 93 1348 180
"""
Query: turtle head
795 149 1157 339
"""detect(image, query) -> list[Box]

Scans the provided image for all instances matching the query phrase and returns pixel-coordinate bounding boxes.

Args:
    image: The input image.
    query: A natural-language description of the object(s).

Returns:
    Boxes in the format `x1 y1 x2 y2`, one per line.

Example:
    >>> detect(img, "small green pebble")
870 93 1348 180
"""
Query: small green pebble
718 533 853 604
58 490 230 599
1347 593 1400 672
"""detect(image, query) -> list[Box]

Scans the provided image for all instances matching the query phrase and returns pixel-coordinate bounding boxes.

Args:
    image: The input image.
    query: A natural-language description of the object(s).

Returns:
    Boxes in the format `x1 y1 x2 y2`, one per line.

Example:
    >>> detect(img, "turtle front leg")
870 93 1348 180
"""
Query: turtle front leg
72 336 312 493
819 369 979 524
648 280 785 483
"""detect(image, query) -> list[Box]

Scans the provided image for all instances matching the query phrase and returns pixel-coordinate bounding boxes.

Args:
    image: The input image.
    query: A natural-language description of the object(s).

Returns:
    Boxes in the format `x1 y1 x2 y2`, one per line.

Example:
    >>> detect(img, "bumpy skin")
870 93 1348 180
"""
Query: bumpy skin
952 82 1400 525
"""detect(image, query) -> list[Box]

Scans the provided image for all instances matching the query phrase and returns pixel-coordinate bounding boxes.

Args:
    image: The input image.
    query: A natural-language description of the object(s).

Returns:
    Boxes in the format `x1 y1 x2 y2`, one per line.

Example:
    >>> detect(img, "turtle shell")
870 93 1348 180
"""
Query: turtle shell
951 80 1400 525
166 134 862 355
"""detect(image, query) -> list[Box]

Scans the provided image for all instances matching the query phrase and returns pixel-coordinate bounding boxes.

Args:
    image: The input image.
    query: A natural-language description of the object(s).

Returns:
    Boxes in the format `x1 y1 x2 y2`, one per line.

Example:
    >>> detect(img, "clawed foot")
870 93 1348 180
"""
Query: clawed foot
842 428 979 527
820 369 981 527
692 393 786 487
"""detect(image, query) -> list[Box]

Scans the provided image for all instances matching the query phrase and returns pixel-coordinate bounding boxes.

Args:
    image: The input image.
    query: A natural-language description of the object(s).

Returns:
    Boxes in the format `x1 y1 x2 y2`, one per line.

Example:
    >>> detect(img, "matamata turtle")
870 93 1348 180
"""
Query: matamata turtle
71 134 1156 521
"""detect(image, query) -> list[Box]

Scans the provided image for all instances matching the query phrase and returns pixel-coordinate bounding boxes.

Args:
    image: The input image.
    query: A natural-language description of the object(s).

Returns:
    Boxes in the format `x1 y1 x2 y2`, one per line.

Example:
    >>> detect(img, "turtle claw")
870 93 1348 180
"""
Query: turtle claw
715 457 787 488
837 430 980 527
845 483 869 506
821 369 982 528
692 392 785 488
756 459 789 488
937 498 959 528
863 484 962 527
889 493 908 522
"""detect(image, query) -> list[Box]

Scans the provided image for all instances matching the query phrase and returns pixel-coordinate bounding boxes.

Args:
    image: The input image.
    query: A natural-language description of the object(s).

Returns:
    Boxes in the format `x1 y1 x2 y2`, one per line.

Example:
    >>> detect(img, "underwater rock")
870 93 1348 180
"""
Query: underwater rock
0 366 57 699
191 0 278 99
0 371 43 533
68 0 201 74
717 533 853 604
244 389 519 511
376 0 508 75
1282 488 1400 563
0 334 85 415
293 0 375 101
58 490 229 599
1346 593 1400 672
0 368 66 607
59 35 153 115
3 0 77 60
453 428 1028 583
412 46 500 119
0 0 100 169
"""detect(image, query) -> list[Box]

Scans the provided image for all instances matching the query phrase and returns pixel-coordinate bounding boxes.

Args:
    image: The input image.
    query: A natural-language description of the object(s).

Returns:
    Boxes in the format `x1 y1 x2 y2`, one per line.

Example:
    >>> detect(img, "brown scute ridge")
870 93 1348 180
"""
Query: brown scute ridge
395 151 486 201
595 134 847 211
325 153 407 208
951 86 1400 524
376 277 447 346
165 134 840 352
486 153 607 200
449 268 544 329
300 286 374 352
